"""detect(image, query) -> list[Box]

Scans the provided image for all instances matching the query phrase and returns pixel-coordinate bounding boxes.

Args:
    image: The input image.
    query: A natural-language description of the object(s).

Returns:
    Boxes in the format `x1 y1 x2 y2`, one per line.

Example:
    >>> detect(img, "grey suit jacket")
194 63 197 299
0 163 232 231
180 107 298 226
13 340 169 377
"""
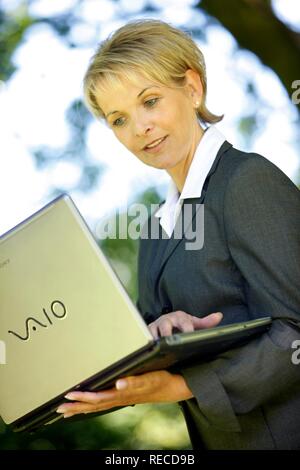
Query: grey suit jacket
137 141 300 450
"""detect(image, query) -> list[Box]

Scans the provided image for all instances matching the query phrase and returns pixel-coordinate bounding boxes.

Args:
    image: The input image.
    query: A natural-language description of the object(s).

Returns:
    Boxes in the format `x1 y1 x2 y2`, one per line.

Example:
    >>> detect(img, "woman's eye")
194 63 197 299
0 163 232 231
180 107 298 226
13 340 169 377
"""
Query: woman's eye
145 98 159 107
111 99 159 127
112 117 125 127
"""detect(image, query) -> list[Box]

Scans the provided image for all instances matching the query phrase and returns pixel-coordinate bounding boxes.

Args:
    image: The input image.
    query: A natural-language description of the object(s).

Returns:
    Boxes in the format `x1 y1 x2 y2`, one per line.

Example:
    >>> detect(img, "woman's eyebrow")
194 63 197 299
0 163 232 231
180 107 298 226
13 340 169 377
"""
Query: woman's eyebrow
105 86 159 119
137 85 158 98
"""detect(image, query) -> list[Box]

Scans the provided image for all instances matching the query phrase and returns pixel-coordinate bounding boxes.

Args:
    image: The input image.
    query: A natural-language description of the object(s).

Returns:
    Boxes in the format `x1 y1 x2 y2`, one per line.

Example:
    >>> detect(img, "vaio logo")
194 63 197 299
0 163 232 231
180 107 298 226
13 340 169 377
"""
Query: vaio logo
8 300 67 341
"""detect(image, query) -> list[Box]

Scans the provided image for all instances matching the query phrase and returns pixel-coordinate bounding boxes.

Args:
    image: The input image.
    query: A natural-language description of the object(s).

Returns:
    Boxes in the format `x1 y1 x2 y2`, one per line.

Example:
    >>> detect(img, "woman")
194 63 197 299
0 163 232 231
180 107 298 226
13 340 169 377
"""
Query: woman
56 19 300 450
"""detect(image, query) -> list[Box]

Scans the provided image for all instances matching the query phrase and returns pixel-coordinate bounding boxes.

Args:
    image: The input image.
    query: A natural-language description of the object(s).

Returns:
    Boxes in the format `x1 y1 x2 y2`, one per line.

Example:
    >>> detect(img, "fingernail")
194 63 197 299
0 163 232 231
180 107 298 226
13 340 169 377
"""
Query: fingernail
65 393 75 400
116 380 127 390
213 312 222 318
56 407 66 413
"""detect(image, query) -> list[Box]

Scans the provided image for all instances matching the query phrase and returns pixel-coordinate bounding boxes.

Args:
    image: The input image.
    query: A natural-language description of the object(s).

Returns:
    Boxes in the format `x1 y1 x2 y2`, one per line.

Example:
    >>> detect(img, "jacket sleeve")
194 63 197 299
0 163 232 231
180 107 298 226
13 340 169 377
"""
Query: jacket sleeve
179 155 300 432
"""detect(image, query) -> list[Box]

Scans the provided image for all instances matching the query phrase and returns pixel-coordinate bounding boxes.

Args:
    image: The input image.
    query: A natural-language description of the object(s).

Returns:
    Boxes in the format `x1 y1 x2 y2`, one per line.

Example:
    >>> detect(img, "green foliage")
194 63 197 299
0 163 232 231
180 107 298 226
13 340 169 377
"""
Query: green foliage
100 187 162 302
0 4 35 81
0 404 190 450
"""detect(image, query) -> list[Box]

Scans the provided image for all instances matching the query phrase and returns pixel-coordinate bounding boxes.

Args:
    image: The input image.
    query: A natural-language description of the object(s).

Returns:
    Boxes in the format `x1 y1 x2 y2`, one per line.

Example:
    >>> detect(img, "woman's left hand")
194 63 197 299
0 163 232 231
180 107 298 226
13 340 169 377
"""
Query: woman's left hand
56 370 193 418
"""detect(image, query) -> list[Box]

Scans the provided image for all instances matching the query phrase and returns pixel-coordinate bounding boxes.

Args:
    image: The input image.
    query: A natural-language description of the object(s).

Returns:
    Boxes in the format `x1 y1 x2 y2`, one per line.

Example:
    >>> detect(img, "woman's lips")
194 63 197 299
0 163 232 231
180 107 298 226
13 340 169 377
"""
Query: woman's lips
143 135 168 154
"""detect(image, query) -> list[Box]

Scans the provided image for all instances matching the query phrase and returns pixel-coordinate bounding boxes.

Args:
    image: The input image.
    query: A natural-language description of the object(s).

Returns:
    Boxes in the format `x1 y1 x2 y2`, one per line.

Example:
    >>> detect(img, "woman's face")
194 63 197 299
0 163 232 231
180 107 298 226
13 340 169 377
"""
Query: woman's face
95 70 202 173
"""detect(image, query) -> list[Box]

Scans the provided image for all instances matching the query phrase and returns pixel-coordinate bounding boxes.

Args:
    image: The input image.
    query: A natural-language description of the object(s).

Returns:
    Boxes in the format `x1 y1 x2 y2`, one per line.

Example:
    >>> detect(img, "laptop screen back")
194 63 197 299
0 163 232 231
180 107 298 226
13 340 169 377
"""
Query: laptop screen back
0 195 153 424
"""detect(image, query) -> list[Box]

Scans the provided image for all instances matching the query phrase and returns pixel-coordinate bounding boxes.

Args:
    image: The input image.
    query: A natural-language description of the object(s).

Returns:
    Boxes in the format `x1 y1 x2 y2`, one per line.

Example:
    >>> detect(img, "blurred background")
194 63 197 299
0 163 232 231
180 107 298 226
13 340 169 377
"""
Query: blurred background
0 0 299 450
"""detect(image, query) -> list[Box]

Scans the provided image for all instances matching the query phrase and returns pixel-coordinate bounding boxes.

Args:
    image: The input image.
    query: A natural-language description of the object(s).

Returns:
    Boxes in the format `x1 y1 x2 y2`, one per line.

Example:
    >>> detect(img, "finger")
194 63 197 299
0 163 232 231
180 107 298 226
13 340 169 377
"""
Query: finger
192 312 223 329
158 317 174 337
63 409 100 418
116 374 149 392
64 388 117 404
148 322 159 339
158 312 194 336
175 317 195 334
62 402 110 417
117 371 168 398
63 413 74 418
57 392 127 414
57 402 100 415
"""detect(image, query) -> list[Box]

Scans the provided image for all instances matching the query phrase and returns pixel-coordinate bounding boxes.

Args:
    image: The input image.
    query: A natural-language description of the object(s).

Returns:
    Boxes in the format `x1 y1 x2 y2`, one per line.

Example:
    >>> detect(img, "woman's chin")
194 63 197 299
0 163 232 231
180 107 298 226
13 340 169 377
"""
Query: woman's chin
144 156 175 170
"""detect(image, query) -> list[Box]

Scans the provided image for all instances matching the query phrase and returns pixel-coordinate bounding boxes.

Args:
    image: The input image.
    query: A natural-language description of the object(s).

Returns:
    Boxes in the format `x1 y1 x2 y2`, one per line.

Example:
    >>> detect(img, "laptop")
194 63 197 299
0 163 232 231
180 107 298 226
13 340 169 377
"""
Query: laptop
0 194 272 433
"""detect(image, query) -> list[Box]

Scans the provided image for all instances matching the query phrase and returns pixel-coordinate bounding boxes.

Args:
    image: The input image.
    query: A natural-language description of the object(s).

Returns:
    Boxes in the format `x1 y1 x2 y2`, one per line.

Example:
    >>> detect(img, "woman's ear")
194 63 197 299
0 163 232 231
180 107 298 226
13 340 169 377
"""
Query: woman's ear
184 69 203 105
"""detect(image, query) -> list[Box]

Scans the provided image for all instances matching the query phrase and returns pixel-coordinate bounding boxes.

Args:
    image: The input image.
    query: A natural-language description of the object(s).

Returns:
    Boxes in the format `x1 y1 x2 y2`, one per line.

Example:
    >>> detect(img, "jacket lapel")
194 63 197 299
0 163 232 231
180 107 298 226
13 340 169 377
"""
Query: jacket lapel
156 140 232 276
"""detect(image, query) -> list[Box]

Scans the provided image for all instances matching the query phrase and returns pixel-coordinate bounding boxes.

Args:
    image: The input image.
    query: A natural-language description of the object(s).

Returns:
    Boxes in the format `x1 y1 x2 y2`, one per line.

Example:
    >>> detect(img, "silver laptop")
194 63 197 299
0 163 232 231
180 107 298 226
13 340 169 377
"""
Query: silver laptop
0 194 271 432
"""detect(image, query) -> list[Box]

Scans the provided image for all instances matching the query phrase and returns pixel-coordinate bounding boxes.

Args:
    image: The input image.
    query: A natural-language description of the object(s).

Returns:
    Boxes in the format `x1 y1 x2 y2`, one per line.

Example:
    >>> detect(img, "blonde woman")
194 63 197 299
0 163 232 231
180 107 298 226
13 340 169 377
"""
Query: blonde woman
56 19 300 450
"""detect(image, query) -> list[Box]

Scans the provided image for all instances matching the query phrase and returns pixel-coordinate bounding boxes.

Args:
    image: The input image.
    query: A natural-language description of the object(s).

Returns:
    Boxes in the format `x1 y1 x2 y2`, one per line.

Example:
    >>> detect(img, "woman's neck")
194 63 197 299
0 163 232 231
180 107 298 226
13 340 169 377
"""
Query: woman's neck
167 122 205 193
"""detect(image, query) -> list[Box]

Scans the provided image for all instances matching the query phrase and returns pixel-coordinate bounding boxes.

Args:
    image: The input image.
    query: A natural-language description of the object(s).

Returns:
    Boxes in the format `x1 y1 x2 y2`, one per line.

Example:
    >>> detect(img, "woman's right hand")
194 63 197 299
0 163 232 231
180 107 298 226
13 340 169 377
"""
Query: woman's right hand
148 310 223 339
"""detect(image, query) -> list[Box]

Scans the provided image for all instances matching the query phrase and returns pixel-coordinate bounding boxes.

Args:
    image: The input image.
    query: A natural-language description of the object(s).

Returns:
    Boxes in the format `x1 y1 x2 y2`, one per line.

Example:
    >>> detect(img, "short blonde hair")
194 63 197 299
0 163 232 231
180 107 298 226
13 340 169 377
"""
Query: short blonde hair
83 19 223 125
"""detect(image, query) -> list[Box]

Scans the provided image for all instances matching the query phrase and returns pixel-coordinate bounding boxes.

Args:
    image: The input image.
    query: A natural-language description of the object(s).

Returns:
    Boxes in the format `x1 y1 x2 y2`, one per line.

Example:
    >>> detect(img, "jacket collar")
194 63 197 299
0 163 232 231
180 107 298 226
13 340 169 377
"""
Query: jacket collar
155 126 227 222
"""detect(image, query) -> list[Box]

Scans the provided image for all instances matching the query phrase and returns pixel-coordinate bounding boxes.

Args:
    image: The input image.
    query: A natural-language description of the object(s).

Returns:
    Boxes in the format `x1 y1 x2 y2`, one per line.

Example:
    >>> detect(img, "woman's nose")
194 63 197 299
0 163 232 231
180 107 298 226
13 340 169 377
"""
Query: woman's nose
132 113 154 137
135 125 152 137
